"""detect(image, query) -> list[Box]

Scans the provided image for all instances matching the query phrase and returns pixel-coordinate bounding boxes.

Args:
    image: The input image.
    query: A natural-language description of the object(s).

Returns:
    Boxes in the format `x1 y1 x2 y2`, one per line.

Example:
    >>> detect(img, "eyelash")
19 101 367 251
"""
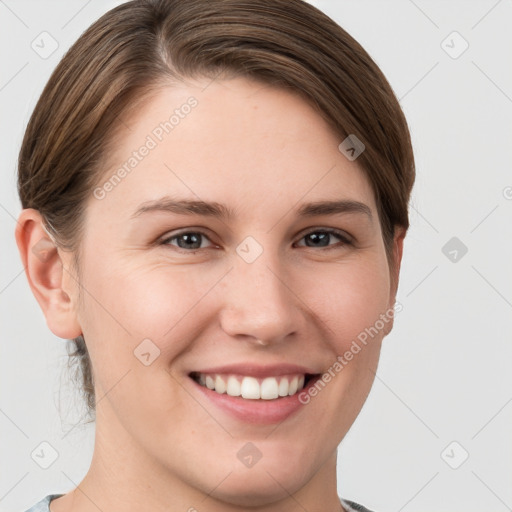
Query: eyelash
158 228 353 253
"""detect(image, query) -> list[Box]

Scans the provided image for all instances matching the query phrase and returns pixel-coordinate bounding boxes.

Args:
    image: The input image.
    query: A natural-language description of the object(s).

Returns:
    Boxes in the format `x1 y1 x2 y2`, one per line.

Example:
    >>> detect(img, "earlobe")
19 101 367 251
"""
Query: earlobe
15 208 82 339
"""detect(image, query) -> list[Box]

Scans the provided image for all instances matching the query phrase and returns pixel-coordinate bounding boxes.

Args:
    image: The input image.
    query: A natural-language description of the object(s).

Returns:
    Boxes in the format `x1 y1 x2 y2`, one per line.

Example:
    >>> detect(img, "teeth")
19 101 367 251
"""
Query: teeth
278 377 289 397
205 375 215 389
226 376 241 397
241 377 260 399
194 373 307 400
288 376 298 396
215 375 227 394
260 377 278 400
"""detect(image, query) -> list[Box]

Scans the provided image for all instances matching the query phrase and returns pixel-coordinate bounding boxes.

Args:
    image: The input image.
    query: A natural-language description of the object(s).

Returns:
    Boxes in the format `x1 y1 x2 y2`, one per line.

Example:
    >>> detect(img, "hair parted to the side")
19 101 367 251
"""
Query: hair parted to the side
18 0 415 420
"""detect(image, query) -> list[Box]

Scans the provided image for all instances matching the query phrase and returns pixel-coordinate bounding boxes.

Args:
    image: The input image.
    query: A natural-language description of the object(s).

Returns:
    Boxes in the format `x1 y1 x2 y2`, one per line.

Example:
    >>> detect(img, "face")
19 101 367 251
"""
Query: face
63 77 401 505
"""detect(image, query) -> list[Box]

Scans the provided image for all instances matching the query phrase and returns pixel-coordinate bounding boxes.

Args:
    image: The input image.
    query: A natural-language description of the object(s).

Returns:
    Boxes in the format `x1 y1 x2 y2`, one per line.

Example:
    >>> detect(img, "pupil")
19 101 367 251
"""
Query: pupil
179 233 200 249
307 232 329 247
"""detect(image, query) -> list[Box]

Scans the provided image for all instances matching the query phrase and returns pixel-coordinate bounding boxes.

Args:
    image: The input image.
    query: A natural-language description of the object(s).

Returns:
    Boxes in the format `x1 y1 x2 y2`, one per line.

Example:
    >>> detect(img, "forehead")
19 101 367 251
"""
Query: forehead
88 76 377 220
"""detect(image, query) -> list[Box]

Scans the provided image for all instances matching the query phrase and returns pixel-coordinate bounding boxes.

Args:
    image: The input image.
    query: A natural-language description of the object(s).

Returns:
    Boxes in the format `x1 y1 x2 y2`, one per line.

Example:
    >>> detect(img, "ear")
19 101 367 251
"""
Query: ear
15 208 82 339
383 226 406 336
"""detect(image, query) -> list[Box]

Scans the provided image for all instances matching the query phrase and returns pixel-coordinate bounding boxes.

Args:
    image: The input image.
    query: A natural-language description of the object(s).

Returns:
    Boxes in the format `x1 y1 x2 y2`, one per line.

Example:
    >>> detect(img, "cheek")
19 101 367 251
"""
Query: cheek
77 242 391 403
77 255 218 366
79 246 391 357
293 257 390 436
304 255 392 353
75 258 204 429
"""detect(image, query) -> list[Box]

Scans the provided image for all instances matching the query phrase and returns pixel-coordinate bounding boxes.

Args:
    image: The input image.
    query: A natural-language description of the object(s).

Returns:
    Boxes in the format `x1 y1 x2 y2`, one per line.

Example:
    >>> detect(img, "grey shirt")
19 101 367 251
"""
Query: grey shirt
24 493 375 512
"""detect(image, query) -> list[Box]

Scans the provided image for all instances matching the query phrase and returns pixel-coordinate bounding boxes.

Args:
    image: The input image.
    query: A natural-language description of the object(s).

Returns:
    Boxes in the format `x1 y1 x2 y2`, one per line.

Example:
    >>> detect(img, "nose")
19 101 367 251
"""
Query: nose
218 251 305 347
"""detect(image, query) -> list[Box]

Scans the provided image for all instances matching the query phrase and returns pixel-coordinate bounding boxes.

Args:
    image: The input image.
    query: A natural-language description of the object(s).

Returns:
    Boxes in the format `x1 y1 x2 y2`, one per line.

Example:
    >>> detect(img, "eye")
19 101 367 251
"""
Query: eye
160 231 214 252
159 227 352 253
294 228 352 249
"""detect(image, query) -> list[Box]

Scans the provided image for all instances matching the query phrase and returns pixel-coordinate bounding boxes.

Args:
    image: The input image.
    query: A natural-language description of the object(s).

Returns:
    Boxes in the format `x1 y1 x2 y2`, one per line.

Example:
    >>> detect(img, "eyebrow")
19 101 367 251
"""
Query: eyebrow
130 196 373 221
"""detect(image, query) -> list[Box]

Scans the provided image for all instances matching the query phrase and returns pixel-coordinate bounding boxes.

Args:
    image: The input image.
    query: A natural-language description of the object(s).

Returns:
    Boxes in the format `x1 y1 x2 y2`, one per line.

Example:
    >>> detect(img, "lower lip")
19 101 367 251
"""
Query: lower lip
190 376 319 425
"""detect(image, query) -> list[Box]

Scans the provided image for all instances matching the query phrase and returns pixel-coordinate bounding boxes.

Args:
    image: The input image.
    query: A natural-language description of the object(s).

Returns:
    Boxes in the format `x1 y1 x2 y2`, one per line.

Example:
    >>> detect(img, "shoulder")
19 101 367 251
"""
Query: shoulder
341 497 377 512
23 494 64 512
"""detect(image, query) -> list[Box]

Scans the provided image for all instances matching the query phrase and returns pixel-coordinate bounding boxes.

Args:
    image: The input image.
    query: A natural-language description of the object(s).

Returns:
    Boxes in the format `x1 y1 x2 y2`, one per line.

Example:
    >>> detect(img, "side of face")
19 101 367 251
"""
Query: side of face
18 76 404 506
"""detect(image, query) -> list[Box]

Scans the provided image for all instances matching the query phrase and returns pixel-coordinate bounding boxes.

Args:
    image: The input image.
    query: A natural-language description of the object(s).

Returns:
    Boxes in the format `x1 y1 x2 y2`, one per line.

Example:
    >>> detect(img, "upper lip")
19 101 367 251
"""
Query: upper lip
190 363 319 378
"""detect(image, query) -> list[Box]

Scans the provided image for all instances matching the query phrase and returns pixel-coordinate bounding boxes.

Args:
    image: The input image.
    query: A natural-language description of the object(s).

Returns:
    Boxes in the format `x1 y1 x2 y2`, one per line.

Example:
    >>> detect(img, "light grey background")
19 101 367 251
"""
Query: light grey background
1 1 511 511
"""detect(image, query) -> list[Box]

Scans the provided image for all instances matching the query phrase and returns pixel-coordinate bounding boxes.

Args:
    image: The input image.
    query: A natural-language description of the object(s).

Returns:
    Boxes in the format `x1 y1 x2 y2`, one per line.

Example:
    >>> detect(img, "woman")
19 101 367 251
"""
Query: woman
16 0 415 510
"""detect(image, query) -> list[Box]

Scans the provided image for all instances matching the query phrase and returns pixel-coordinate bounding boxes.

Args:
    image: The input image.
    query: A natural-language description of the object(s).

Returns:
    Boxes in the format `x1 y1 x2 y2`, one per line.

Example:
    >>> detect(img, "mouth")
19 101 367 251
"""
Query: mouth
187 363 324 424
189 372 318 400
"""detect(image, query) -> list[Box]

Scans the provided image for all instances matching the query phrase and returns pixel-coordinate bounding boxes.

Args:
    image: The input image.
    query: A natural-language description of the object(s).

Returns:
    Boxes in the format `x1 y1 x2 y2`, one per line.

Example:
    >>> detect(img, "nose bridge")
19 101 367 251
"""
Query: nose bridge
219 240 301 345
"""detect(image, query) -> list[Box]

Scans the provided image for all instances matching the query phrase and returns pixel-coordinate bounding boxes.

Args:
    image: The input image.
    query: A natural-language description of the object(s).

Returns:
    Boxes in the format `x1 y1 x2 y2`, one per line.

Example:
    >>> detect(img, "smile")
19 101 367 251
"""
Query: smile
190 372 310 400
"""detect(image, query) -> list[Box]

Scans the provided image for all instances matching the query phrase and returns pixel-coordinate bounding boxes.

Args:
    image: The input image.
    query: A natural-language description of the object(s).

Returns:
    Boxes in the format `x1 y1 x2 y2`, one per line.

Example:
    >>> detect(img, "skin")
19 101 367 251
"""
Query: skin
16 76 405 512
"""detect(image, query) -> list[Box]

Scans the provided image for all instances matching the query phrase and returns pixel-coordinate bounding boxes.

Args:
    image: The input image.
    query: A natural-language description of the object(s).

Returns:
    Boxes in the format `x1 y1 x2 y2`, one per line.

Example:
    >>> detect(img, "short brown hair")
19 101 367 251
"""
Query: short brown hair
18 0 415 420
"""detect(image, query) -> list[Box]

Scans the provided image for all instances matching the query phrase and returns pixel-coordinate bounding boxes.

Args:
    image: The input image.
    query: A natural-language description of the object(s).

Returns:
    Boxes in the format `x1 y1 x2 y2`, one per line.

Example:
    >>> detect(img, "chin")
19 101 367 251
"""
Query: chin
212 469 308 507
203 451 315 507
